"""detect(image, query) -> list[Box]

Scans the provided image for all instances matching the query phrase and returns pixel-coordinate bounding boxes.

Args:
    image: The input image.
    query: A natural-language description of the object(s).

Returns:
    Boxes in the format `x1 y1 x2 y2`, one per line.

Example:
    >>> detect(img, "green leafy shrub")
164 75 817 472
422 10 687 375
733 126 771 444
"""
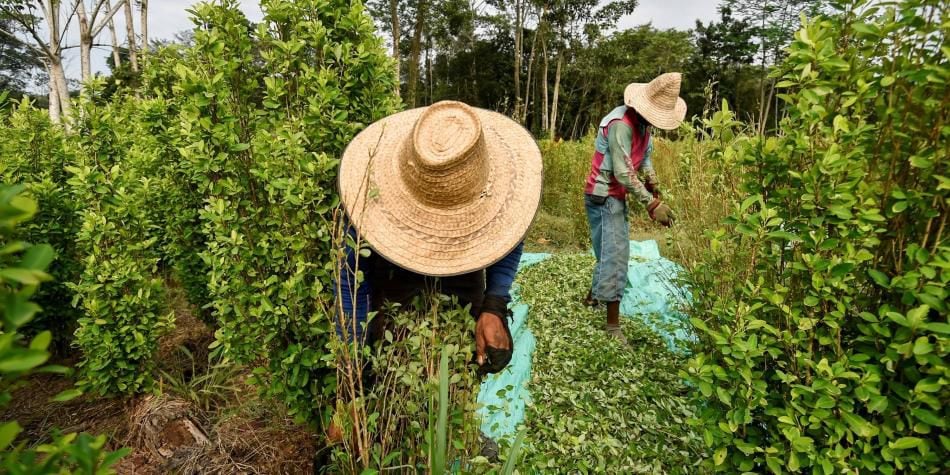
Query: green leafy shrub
687 1 948 473
68 86 174 395
329 296 487 473
0 184 128 474
0 96 82 352
168 0 398 422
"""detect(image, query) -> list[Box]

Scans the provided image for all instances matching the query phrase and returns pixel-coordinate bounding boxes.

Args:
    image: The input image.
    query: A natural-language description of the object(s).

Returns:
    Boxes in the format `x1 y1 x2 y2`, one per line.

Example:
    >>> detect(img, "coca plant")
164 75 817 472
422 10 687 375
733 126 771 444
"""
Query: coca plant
0 97 83 353
172 0 398 422
68 85 175 395
687 1 948 473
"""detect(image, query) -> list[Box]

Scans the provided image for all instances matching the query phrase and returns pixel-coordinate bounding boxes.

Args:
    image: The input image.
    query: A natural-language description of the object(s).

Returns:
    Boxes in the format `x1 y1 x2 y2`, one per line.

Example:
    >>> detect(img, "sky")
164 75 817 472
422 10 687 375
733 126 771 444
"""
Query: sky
63 0 719 83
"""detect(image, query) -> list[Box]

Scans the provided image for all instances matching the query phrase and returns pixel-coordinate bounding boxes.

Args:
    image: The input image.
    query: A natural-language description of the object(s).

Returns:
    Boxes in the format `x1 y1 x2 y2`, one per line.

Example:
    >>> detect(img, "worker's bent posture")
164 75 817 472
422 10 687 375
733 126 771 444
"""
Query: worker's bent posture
584 73 683 344
331 100 543 447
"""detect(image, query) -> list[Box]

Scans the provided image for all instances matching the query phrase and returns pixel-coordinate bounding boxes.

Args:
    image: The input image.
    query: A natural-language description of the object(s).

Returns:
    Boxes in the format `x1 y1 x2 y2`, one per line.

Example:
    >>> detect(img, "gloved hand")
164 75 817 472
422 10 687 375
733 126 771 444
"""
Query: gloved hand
474 310 513 378
644 180 660 199
647 199 674 227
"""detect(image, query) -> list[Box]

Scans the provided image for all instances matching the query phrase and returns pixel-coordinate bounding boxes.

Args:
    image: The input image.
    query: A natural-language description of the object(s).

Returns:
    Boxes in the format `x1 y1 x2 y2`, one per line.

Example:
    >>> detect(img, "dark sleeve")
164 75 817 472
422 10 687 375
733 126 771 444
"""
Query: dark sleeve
334 223 372 344
481 241 523 318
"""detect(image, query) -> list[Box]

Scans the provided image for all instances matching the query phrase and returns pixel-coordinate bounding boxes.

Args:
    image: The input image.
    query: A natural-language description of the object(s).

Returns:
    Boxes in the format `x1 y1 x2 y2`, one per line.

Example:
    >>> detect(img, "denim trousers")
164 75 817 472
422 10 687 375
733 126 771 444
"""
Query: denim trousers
585 194 629 302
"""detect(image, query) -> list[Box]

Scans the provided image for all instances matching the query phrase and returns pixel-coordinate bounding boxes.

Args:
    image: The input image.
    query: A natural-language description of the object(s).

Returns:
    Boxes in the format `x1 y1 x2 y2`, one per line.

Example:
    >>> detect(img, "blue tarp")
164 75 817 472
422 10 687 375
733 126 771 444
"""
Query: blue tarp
619 240 694 350
476 242 692 441
476 252 548 441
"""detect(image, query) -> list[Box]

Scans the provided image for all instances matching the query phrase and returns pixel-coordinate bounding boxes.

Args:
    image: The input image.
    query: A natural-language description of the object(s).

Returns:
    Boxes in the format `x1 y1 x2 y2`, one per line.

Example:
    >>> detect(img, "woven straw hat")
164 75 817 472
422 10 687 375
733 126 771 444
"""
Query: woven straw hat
339 100 543 277
624 72 687 130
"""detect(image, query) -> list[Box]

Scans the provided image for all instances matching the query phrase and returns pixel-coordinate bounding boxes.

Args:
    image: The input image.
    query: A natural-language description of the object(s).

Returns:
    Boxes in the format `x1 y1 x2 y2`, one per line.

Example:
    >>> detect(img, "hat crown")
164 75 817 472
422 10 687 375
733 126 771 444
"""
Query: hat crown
401 101 489 207
645 72 682 110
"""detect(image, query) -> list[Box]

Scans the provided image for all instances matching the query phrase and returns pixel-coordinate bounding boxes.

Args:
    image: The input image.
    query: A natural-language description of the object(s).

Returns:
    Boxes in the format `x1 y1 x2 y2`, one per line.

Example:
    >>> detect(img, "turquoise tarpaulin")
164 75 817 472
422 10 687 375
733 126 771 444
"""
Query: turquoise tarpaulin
475 252 548 441
476 242 692 441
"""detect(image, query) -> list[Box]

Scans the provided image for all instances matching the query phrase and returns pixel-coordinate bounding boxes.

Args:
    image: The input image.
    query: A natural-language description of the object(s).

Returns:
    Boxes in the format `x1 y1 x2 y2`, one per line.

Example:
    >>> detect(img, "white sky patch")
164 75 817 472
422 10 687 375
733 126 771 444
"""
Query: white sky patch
61 0 718 86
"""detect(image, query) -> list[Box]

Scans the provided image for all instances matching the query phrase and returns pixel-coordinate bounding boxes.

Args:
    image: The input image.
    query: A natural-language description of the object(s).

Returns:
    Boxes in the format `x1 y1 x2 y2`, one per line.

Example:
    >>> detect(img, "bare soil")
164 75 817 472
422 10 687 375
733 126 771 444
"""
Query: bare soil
1 280 321 474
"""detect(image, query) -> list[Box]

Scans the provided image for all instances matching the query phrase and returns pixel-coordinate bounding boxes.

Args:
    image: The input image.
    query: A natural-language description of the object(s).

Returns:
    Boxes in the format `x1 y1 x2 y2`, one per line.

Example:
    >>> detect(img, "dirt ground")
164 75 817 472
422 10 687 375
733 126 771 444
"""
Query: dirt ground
2 282 321 474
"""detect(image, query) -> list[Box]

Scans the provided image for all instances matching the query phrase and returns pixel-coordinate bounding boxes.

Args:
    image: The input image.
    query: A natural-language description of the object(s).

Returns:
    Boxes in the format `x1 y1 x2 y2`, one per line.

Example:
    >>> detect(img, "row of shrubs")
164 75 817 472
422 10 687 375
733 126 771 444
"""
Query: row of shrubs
685 1 948 473
0 0 397 424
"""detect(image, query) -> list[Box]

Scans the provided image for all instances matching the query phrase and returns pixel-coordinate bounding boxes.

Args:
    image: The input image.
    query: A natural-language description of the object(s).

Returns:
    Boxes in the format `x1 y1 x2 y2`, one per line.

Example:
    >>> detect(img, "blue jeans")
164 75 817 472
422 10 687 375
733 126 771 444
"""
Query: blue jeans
585 194 629 302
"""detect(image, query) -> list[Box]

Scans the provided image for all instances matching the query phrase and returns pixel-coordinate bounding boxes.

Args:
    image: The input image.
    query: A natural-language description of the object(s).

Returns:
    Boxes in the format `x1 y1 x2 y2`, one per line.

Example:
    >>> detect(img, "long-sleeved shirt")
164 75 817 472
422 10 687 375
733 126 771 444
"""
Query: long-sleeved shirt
334 226 523 344
585 105 658 205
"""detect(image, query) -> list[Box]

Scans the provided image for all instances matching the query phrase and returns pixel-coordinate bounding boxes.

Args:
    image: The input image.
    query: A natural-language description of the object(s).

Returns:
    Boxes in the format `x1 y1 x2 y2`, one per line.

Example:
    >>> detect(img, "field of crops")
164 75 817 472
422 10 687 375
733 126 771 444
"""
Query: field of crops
0 0 947 474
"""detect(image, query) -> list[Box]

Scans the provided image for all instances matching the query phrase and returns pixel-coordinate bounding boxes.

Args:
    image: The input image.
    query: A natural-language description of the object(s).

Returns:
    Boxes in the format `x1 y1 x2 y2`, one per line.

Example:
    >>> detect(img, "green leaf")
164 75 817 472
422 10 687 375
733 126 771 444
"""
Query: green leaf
831 263 855 278
912 337 934 355
880 76 895 87
842 411 877 438
0 268 48 285
19 244 54 271
29 331 52 351
912 408 945 427
867 269 890 287
0 349 49 372
890 437 923 450
767 230 800 241
5 299 41 327
0 421 21 450
924 322 950 334
714 447 727 466
50 388 83 403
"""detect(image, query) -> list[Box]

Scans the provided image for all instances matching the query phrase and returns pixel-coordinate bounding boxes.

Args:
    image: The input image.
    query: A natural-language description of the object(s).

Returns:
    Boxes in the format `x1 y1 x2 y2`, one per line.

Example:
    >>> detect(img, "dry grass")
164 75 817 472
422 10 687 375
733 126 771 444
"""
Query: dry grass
526 133 741 267
2 278 321 475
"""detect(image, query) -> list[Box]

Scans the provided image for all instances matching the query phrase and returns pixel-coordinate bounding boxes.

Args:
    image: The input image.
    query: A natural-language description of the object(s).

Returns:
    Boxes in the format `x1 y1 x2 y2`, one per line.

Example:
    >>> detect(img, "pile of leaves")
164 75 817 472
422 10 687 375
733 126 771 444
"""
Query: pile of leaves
517 254 703 473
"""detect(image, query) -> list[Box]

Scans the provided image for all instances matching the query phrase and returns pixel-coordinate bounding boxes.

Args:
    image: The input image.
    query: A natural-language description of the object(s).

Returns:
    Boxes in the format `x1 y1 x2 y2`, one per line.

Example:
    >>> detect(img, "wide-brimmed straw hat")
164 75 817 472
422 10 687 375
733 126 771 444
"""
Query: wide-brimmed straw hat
339 100 543 277
624 72 687 130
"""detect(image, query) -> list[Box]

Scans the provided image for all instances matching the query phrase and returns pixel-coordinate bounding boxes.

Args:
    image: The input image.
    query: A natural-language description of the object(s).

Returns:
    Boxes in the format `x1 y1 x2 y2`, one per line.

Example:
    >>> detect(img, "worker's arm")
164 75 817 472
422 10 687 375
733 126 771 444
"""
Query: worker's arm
482 241 524 318
640 139 659 194
334 224 372 344
608 123 653 205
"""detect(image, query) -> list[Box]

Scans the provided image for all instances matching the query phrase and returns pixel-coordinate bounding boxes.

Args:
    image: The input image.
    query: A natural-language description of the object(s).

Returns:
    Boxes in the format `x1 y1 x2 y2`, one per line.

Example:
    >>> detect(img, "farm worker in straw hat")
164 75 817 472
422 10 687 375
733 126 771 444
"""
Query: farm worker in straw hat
583 72 683 345
335 100 543 379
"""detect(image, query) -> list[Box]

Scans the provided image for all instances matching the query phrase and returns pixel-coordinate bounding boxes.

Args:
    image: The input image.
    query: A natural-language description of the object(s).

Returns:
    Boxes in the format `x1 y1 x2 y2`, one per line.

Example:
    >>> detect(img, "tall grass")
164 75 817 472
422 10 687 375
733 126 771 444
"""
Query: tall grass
528 124 745 269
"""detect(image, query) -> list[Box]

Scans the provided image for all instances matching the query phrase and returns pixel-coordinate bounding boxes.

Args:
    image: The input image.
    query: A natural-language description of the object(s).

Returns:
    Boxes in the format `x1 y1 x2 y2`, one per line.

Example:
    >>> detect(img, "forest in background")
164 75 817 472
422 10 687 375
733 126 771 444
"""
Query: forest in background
1 0 828 137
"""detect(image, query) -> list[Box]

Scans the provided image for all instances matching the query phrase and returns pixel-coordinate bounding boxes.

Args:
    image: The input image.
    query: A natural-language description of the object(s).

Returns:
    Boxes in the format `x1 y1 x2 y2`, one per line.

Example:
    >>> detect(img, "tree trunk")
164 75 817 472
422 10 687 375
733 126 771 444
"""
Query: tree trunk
139 0 147 54
548 54 563 139
425 34 433 104
541 34 548 136
389 0 400 98
50 59 71 127
522 6 543 124
47 64 60 124
512 0 523 120
43 0 71 126
106 0 122 68
124 0 138 72
77 2 93 83
549 53 561 137
406 0 426 107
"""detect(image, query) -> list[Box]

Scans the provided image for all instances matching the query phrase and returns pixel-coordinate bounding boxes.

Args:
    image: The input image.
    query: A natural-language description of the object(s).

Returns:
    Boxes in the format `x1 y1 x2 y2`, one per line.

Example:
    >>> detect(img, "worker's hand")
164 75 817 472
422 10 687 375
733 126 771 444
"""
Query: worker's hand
475 312 512 377
644 180 660 199
647 199 674 227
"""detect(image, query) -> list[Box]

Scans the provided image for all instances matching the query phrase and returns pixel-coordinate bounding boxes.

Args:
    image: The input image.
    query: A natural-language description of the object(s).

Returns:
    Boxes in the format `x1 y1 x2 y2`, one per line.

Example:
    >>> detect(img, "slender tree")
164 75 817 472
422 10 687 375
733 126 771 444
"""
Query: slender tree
122 0 136 72
0 0 74 124
76 0 127 85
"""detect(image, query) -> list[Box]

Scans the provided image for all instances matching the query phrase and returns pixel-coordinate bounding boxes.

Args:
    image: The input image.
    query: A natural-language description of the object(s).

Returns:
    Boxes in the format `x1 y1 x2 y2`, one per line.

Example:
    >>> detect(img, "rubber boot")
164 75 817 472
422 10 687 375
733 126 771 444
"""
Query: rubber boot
605 301 628 346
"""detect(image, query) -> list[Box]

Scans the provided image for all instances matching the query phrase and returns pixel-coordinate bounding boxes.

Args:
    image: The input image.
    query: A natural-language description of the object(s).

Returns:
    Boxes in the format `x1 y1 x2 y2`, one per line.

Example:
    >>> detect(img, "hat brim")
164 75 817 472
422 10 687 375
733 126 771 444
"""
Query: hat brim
339 107 543 277
624 83 687 130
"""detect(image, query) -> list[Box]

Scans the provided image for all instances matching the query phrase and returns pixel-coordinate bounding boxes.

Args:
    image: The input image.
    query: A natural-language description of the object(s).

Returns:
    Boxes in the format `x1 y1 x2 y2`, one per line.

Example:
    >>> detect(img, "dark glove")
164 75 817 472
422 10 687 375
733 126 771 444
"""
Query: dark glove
473 304 514 378
647 199 674 227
